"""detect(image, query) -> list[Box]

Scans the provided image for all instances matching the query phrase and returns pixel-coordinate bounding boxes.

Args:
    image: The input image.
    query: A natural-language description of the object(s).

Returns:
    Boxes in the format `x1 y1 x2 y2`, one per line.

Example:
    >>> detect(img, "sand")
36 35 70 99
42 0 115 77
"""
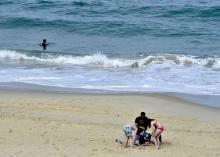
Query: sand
0 89 220 157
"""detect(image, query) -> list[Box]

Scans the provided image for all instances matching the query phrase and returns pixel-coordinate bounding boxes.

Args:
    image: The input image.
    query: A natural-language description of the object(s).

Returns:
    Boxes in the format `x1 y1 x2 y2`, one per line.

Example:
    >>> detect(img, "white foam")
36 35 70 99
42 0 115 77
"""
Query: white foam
0 50 39 61
1 49 220 68
1 49 220 95
18 76 62 81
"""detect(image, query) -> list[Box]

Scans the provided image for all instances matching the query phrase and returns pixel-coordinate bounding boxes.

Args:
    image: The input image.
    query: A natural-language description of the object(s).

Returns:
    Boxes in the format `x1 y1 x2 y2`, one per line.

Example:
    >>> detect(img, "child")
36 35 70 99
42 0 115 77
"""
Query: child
122 124 137 148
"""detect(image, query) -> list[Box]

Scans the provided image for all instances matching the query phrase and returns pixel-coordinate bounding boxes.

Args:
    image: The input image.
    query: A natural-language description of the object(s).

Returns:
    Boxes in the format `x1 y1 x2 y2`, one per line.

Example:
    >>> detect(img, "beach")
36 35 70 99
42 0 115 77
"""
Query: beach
0 89 220 157
1 0 220 156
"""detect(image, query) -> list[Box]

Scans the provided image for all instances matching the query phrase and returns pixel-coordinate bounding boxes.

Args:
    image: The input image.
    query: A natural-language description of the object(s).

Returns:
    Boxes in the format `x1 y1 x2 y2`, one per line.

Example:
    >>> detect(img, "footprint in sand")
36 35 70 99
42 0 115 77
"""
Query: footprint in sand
52 143 60 151
44 138 50 144
40 131 51 145
14 151 22 156
9 129 13 134
40 131 48 138
92 149 98 152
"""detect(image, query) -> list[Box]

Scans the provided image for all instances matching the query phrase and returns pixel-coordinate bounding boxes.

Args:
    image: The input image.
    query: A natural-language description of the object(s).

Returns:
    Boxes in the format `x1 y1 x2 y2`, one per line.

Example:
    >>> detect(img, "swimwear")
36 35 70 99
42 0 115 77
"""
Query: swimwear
152 120 164 132
158 127 164 132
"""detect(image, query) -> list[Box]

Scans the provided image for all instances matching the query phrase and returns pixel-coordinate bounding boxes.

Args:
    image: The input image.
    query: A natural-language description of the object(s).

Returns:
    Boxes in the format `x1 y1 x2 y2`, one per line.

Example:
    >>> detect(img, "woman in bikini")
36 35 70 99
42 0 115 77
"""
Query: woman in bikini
150 119 164 149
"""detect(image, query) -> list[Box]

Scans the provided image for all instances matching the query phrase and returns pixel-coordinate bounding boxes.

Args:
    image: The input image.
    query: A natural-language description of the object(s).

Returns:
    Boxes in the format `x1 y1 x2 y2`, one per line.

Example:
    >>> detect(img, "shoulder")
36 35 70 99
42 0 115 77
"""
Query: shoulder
131 123 137 128
135 116 141 121
144 117 148 121
151 119 156 124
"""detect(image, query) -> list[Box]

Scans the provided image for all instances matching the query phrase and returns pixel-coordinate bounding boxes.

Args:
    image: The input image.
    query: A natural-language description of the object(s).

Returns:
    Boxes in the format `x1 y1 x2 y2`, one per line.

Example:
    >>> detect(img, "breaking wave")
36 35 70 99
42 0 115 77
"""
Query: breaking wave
0 49 220 68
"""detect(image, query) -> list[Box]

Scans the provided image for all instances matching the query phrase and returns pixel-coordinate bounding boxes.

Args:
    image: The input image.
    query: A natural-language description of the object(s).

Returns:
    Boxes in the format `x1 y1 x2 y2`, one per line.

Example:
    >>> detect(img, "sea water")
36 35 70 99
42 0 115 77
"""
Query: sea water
0 0 220 105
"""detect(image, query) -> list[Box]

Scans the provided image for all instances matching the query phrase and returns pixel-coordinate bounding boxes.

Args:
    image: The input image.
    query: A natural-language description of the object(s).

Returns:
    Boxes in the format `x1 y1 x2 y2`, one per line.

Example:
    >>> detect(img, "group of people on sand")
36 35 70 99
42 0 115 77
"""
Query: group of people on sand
122 112 164 149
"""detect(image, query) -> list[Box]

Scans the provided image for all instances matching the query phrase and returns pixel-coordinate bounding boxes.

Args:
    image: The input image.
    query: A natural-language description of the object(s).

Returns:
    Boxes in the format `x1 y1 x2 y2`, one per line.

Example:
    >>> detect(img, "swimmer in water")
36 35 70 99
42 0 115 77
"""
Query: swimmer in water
40 39 48 50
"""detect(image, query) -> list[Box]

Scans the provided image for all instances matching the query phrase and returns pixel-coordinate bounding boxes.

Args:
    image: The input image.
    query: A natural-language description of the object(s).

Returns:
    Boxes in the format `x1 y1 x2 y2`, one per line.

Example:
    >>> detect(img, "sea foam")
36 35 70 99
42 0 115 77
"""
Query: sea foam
0 49 219 69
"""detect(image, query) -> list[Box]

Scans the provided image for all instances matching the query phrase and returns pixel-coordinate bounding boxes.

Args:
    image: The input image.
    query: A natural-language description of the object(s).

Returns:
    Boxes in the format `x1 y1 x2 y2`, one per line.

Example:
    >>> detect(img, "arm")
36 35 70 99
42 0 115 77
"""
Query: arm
124 137 129 148
131 125 137 144
133 125 137 135
135 122 138 128
151 121 156 137
135 117 139 128
151 126 156 137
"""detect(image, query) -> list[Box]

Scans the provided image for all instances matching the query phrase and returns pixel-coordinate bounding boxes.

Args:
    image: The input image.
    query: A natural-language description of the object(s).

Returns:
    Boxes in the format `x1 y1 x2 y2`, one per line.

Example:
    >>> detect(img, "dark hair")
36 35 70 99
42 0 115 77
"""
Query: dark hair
147 118 154 128
141 112 146 116
43 39 46 42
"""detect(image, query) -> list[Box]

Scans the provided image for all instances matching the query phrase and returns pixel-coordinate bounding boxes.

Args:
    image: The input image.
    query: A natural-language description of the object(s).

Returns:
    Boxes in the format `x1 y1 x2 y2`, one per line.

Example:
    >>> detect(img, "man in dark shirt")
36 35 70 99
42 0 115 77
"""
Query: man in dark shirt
135 112 149 132
134 112 151 145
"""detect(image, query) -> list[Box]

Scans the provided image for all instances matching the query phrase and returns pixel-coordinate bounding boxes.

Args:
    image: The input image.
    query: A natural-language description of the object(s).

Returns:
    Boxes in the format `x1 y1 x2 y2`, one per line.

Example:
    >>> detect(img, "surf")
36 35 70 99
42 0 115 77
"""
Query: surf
0 49 219 69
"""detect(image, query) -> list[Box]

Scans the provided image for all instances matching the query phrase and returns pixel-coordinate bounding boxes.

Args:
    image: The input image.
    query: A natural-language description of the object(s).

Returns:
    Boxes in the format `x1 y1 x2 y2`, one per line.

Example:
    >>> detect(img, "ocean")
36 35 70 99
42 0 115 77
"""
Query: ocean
0 0 220 106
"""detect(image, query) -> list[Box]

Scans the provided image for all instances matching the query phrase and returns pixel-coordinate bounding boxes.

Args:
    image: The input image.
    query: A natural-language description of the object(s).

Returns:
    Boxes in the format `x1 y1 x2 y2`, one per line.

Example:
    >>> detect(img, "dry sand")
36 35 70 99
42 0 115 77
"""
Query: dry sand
0 89 220 157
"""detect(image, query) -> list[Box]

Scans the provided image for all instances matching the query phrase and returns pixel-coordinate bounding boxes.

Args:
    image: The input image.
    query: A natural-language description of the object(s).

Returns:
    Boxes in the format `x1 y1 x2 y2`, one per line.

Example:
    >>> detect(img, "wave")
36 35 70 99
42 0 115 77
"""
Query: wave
24 1 60 10
199 6 220 17
72 1 104 7
25 0 104 10
0 17 64 28
1 2 218 37
158 6 220 18
0 49 220 68
0 17 209 37
0 1 14 5
0 17 150 37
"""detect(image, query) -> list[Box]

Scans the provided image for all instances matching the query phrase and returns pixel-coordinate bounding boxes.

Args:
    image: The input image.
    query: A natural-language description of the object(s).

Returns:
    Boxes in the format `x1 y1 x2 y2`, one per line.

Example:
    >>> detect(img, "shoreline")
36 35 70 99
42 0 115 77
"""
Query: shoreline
0 82 220 108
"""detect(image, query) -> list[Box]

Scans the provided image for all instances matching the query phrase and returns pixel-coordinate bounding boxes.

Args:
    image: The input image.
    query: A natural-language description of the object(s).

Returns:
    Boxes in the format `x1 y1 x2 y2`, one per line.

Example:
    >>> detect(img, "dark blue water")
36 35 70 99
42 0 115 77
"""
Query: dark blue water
0 0 219 55
0 0 220 103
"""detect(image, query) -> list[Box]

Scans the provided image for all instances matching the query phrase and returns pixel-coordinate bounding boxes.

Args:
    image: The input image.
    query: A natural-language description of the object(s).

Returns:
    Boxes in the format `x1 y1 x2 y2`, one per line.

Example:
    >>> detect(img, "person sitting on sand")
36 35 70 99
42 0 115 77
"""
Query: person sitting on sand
40 39 48 50
150 119 164 149
122 124 137 149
